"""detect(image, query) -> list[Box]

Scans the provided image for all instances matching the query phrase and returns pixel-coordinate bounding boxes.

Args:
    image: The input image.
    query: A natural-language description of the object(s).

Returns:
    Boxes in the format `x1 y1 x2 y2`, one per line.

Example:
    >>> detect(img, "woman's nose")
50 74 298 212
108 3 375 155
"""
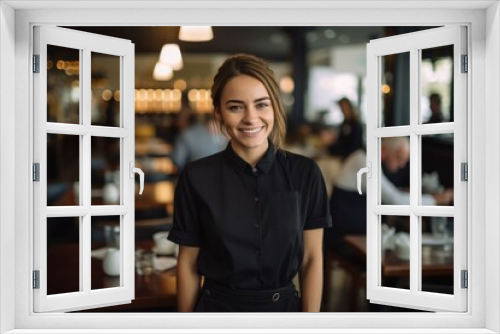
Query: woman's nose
243 107 258 122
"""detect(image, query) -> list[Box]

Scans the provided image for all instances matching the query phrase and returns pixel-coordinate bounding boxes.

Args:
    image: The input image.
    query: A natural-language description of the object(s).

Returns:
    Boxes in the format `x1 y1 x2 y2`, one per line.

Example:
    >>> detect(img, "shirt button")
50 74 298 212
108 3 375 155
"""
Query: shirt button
254 197 259 202
255 224 260 228
252 167 258 173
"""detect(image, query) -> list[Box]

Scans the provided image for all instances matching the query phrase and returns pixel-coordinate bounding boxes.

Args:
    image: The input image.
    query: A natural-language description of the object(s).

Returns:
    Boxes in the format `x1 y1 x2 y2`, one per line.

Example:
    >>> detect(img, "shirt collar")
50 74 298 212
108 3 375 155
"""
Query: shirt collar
224 138 276 175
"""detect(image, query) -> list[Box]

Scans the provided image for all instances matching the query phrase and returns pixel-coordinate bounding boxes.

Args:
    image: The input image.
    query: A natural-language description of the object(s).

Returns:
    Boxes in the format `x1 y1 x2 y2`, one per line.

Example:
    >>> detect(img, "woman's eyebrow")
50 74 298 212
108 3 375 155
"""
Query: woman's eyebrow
225 97 270 104
254 97 270 103
225 99 244 105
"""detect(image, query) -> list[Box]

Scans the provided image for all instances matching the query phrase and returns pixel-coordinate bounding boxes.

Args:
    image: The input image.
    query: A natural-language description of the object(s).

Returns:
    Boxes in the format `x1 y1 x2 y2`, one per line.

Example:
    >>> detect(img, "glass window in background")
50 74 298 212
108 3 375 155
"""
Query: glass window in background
381 52 410 127
47 45 80 124
306 67 359 125
91 52 121 127
420 45 453 124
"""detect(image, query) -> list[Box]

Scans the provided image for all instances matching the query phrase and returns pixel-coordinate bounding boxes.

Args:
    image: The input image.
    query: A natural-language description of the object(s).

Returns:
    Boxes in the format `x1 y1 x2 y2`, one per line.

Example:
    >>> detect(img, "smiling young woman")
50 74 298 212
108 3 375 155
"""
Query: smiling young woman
168 54 332 312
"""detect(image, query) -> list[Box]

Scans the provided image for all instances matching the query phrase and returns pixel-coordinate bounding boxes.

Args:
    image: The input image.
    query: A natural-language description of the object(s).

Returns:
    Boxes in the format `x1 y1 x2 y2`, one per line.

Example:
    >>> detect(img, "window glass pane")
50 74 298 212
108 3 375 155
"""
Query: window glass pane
91 137 121 205
47 45 80 124
91 216 121 290
381 215 410 290
421 216 454 295
91 52 121 127
47 134 80 206
381 52 410 127
421 45 454 124
380 136 410 205
47 217 80 295
421 134 454 206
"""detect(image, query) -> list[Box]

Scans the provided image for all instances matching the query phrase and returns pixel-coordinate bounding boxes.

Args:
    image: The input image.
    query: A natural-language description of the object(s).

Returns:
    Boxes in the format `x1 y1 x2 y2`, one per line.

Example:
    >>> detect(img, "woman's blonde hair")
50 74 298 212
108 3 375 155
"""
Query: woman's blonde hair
210 54 287 149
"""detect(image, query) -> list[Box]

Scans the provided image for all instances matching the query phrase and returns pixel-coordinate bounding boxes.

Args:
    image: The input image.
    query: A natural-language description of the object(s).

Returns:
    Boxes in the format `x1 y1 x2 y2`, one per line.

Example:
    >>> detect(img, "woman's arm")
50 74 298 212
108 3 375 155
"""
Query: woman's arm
299 228 324 312
177 245 201 312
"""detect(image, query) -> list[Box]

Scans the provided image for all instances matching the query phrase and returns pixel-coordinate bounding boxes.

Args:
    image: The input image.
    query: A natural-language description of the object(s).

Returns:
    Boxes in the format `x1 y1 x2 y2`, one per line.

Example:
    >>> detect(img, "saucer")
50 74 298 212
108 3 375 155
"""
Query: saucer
153 257 177 271
152 246 175 256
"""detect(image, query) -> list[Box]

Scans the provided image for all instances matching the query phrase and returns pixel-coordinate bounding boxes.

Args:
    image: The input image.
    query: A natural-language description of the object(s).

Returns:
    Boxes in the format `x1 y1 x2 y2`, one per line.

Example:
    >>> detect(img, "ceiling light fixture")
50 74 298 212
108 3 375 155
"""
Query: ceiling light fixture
153 62 173 81
159 43 183 70
178 26 213 42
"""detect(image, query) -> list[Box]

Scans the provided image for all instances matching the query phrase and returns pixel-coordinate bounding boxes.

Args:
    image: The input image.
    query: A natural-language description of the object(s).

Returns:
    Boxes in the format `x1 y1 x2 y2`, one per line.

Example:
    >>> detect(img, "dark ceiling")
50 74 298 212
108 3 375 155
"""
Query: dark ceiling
65 26 388 61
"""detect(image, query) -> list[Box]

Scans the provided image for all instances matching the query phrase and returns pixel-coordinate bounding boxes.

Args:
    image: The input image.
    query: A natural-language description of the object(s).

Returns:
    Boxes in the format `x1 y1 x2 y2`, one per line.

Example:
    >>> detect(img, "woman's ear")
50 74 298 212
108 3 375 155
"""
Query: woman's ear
214 109 222 122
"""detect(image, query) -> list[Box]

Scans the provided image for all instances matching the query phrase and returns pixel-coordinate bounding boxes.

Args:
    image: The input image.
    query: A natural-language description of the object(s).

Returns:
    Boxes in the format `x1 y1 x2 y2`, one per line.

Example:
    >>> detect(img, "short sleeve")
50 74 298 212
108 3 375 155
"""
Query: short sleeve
167 167 203 247
304 161 332 230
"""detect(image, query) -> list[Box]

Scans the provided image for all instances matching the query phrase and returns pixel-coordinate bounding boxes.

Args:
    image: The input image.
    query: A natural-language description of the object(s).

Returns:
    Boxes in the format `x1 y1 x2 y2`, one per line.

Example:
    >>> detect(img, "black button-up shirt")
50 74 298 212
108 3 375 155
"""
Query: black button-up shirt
168 141 332 290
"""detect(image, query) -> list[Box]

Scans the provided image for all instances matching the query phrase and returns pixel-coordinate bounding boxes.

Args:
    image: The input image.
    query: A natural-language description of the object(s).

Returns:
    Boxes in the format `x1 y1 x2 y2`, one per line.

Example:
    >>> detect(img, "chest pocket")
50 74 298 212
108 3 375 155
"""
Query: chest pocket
263 191 301 231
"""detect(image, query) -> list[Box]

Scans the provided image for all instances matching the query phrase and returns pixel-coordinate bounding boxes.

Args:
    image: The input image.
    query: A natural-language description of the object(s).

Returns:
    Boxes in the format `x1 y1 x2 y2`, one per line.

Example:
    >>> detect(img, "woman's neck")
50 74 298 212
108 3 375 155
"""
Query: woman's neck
230 141 269 168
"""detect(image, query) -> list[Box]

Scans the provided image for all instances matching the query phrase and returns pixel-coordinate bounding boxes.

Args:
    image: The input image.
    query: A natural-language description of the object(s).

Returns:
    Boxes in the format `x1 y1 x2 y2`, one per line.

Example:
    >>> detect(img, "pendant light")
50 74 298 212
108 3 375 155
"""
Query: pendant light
153 62 173 81
178 26 214 42
159 43 183 70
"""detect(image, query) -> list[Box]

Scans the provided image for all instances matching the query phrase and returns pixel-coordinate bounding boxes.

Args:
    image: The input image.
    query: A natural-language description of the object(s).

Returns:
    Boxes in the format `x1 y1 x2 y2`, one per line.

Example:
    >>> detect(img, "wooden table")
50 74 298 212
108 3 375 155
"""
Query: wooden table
47 240 178 312
343 235 454 278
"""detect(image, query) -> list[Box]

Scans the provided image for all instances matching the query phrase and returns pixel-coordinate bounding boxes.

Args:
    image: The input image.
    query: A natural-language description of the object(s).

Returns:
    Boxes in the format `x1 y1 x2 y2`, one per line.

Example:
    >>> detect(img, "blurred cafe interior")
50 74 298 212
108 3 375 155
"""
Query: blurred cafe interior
46 26 455 312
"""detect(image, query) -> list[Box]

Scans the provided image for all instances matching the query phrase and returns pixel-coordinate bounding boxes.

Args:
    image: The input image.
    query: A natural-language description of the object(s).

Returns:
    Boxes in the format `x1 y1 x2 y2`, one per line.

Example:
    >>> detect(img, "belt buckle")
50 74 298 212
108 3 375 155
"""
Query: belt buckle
272 292 280 302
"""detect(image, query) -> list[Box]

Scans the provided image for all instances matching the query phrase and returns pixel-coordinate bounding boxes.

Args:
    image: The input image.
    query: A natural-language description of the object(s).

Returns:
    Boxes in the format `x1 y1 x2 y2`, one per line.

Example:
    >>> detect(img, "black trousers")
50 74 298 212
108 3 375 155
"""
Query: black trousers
194 280 302 312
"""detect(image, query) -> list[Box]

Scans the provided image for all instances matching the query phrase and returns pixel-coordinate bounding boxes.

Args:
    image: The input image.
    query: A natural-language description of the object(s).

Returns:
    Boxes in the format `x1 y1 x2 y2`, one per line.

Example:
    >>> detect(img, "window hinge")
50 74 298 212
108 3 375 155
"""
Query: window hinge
33 163 40 182
33 54 40 73
33 270 40 289
461 54 468 73
461 162 468 181
461 270 468 289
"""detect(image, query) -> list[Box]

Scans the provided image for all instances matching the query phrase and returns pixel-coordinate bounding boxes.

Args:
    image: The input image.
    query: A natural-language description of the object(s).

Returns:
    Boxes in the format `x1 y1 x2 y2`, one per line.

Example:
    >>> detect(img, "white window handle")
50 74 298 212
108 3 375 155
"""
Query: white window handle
357 162 371 195
129 161 144 195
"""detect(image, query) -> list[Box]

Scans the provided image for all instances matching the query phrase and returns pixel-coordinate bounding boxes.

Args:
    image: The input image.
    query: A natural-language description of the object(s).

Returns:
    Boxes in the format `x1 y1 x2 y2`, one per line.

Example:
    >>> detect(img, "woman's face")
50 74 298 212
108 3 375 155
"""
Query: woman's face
218 75 274 156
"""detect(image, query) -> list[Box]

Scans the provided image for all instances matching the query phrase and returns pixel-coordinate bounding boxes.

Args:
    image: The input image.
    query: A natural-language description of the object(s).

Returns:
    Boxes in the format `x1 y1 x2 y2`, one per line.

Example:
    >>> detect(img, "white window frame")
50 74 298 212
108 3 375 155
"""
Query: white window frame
33 26 136 313
365 26 467 312
0 1 498 333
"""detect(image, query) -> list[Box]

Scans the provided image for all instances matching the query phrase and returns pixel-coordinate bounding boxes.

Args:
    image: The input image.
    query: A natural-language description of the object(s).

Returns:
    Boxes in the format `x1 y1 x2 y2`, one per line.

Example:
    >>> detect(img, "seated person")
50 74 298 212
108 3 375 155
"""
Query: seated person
325 136 453 252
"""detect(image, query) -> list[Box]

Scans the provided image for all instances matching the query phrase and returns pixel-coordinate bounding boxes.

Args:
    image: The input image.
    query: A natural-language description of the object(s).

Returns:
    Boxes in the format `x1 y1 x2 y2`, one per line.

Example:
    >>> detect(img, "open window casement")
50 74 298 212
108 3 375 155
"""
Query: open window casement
33 26 140 312
363 26 467 312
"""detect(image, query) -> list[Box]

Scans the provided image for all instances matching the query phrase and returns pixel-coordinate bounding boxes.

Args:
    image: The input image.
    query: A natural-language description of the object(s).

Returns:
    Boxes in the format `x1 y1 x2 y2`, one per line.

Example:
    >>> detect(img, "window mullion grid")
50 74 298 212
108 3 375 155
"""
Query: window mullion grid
409 48 420 295
82 47 92 294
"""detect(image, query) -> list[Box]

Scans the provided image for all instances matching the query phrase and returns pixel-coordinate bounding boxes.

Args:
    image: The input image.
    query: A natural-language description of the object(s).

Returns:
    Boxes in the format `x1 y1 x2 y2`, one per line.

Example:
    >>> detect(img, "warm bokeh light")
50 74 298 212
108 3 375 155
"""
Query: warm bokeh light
279 76 295 94
134 88 182 113
381 84 391 94
174 79 187 91
102 89 113 101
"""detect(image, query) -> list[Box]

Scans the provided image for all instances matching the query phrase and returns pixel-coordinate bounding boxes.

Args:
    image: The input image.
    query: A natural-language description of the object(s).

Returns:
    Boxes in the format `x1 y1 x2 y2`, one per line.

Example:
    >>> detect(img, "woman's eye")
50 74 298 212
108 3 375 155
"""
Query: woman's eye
256 103 269 109
228 105 243 112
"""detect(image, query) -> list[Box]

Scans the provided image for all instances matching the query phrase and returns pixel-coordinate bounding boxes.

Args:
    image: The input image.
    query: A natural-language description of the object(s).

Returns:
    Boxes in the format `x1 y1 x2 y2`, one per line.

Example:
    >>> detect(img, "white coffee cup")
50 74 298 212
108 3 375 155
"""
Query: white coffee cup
103 248 120 276
153 231 176 255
